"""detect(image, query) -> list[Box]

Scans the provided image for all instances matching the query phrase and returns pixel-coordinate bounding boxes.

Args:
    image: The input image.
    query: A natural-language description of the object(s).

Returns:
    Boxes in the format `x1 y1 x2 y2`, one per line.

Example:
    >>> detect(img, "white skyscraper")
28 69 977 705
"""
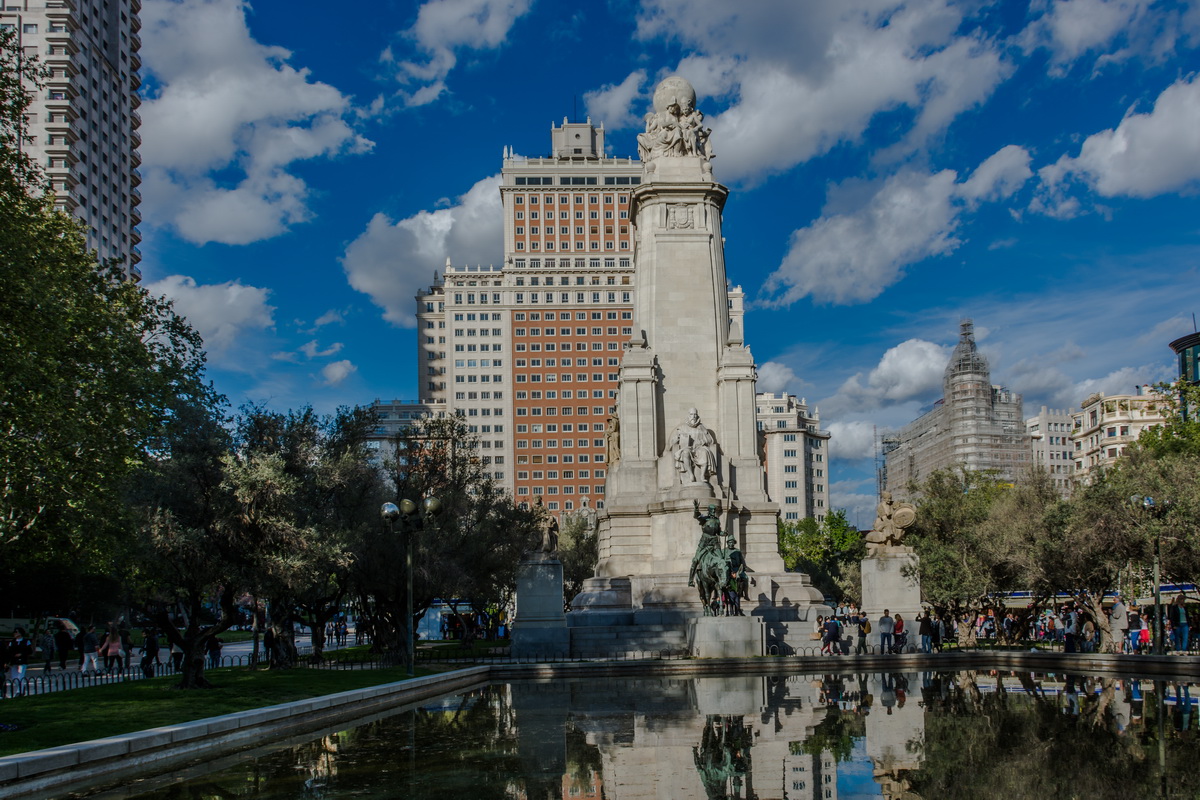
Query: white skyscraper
2 0 142 277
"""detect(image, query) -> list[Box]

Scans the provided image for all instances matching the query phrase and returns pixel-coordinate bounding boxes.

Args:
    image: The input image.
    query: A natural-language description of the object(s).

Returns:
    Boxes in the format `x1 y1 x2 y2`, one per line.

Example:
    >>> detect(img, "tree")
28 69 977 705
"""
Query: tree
558 509 598 610
906 468 1012 645
355 416 538 650
777 510 864 601
0 30 208 582
123 394 244 689
224 405 383 667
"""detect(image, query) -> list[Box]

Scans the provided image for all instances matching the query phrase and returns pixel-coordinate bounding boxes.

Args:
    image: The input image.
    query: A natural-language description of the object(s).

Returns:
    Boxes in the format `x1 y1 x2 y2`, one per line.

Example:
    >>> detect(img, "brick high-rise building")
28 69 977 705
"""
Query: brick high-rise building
2 0 143 277
412 119 641 510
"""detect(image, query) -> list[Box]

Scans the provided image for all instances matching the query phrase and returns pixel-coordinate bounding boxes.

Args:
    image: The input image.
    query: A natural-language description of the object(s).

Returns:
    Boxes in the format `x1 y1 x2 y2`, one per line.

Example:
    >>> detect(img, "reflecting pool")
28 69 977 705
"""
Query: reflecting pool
103 669 1199 799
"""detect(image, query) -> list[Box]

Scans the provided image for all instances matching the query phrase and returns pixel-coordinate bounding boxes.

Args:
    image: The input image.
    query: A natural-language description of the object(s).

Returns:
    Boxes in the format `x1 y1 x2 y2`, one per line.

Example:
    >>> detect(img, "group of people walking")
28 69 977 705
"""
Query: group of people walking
815 608 950 655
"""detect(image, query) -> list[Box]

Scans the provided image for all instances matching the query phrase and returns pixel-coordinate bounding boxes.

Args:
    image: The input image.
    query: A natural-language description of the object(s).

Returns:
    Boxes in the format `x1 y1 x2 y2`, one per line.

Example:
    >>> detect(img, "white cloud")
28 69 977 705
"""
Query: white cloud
300 340 344 359
756 361 800 394
632 1 1010 183
145 274 275 366
1036 76 1200 213
958 145 1034 205
321 360 358 386
313 310 346 328
833 339 951 410
1018 0 1185 74
584 70 648 131
826 420 878 461
390 0 533 107
763 145 1031 306
342 174 503 326
140 0 372 245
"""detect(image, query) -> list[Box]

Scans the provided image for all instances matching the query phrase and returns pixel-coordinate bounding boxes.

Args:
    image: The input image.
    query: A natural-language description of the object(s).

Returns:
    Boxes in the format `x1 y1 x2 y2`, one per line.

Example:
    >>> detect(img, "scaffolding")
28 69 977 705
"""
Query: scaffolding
884 319 1031 497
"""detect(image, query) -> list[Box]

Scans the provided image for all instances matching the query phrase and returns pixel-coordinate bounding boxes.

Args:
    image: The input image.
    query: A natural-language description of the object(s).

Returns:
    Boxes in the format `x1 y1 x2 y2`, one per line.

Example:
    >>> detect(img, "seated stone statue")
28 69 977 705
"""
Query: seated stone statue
865 492 916 555
670 407 718 485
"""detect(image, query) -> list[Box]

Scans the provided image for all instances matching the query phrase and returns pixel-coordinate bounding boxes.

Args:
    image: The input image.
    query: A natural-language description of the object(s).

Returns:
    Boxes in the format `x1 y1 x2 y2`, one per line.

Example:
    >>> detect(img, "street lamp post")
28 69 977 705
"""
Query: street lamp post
381 497 442 676
1130 494 1169 656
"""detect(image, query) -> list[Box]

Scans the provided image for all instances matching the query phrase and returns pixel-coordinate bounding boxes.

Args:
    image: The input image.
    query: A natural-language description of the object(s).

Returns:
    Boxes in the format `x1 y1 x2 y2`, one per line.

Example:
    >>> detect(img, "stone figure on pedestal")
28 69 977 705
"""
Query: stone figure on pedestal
865 491 916 556
534 496 559 555
605 413 620 466
670 408 718 486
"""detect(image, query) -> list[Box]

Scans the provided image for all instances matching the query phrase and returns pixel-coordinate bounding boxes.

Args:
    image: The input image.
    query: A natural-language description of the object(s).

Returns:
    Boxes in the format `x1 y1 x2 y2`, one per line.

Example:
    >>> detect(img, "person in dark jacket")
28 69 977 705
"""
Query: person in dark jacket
53 622 74 671
140 629 160 678
7 628 34 696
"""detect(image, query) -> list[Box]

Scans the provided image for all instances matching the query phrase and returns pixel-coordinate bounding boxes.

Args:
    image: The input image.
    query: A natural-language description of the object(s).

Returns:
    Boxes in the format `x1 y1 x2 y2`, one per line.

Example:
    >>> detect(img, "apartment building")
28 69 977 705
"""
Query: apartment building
1025 405 1075 497
2 0 142 276
1070 386 1168 485
756 392 831 522
411 119 640 509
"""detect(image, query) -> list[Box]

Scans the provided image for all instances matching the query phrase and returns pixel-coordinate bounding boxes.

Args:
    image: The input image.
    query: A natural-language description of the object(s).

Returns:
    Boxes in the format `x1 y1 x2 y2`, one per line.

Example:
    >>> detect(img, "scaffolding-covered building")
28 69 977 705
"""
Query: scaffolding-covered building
883 319 1030 496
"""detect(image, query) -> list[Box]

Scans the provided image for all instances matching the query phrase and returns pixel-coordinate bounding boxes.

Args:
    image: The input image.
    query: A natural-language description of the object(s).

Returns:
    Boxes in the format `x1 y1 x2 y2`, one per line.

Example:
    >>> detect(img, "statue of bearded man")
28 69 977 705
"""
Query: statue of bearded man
669 407 718 485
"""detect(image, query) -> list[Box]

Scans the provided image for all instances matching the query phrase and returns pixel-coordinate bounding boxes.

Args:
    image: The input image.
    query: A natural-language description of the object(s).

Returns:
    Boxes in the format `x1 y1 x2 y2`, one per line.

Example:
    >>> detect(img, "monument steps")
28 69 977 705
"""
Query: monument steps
569 624 688 656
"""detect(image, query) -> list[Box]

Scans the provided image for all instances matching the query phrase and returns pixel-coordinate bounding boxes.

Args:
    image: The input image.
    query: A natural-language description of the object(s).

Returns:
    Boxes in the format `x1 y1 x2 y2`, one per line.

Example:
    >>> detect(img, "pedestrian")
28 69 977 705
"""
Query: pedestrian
1172 596 1190 652
170 638 184 672
918 612 933 654
856 613 871 655
53 622 73 671
893 613 906 652
822 615 840 656
1123 606 1142 657
80 625 100 674
205 636 223 669
38 628 55 672
815 615 827 654
100 625 123 674
140 628 160 678
1112 596 1129 652
6 628 33 696
878 609 895 654
120 626 133 673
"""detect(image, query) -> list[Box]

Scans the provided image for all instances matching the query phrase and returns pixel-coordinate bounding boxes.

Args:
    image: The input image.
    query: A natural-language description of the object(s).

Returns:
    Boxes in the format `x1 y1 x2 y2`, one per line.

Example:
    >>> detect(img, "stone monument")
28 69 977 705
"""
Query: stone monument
511 497 569 658
860 492 922 624
569 76 824 653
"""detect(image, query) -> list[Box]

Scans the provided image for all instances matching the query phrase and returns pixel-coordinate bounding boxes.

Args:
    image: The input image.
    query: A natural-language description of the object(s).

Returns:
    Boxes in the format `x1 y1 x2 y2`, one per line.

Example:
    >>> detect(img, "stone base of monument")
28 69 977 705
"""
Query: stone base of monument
567 571 826 656
860 548 922 625
687 616 764 658
512 553 569 659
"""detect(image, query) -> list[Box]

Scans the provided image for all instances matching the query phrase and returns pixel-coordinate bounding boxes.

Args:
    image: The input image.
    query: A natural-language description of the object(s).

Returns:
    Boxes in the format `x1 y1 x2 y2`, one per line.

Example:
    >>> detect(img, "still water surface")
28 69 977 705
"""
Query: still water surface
107 669 1199 799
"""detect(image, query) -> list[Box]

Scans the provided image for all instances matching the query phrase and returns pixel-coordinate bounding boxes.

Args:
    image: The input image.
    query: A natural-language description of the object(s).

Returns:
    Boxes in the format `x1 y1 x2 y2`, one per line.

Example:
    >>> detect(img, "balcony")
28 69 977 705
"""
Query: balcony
129 129 141 147
129 0 140 13
130 109 141 127
129 149 141 168
129 92 141 109
129 72 141 91
130 50 140 71
130 206 141 225
130 226 142 245
129 187 141 205
129 168 141 187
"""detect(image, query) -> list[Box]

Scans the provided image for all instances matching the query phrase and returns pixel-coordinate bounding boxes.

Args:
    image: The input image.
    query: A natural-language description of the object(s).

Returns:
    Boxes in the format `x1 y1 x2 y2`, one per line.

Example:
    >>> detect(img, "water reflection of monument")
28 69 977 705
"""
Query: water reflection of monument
504 673 929 800
569 75 824 654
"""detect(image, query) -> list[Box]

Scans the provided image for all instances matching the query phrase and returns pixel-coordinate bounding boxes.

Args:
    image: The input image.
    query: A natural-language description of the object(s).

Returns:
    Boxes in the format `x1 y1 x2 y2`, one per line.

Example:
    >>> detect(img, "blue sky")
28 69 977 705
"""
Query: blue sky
136 0 1200 524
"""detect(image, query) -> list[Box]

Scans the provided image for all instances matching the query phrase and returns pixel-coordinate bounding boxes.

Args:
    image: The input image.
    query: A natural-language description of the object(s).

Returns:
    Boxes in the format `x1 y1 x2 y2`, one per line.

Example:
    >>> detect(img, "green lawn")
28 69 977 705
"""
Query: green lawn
0 665 433 757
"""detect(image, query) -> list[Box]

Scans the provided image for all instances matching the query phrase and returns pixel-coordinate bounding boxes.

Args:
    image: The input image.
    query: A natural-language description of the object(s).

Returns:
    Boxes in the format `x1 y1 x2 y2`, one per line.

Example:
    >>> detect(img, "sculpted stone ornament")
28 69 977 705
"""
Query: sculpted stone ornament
637 76 714 169
605 413 620 466
669 407 718 486
533 496 560 555
865 491 917 556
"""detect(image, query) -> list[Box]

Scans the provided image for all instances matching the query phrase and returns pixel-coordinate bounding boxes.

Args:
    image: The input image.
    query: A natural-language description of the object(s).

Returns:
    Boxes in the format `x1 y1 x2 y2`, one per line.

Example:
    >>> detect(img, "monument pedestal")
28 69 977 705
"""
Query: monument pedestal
860 548 922 624
687 616 764 658
512 553 569 658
